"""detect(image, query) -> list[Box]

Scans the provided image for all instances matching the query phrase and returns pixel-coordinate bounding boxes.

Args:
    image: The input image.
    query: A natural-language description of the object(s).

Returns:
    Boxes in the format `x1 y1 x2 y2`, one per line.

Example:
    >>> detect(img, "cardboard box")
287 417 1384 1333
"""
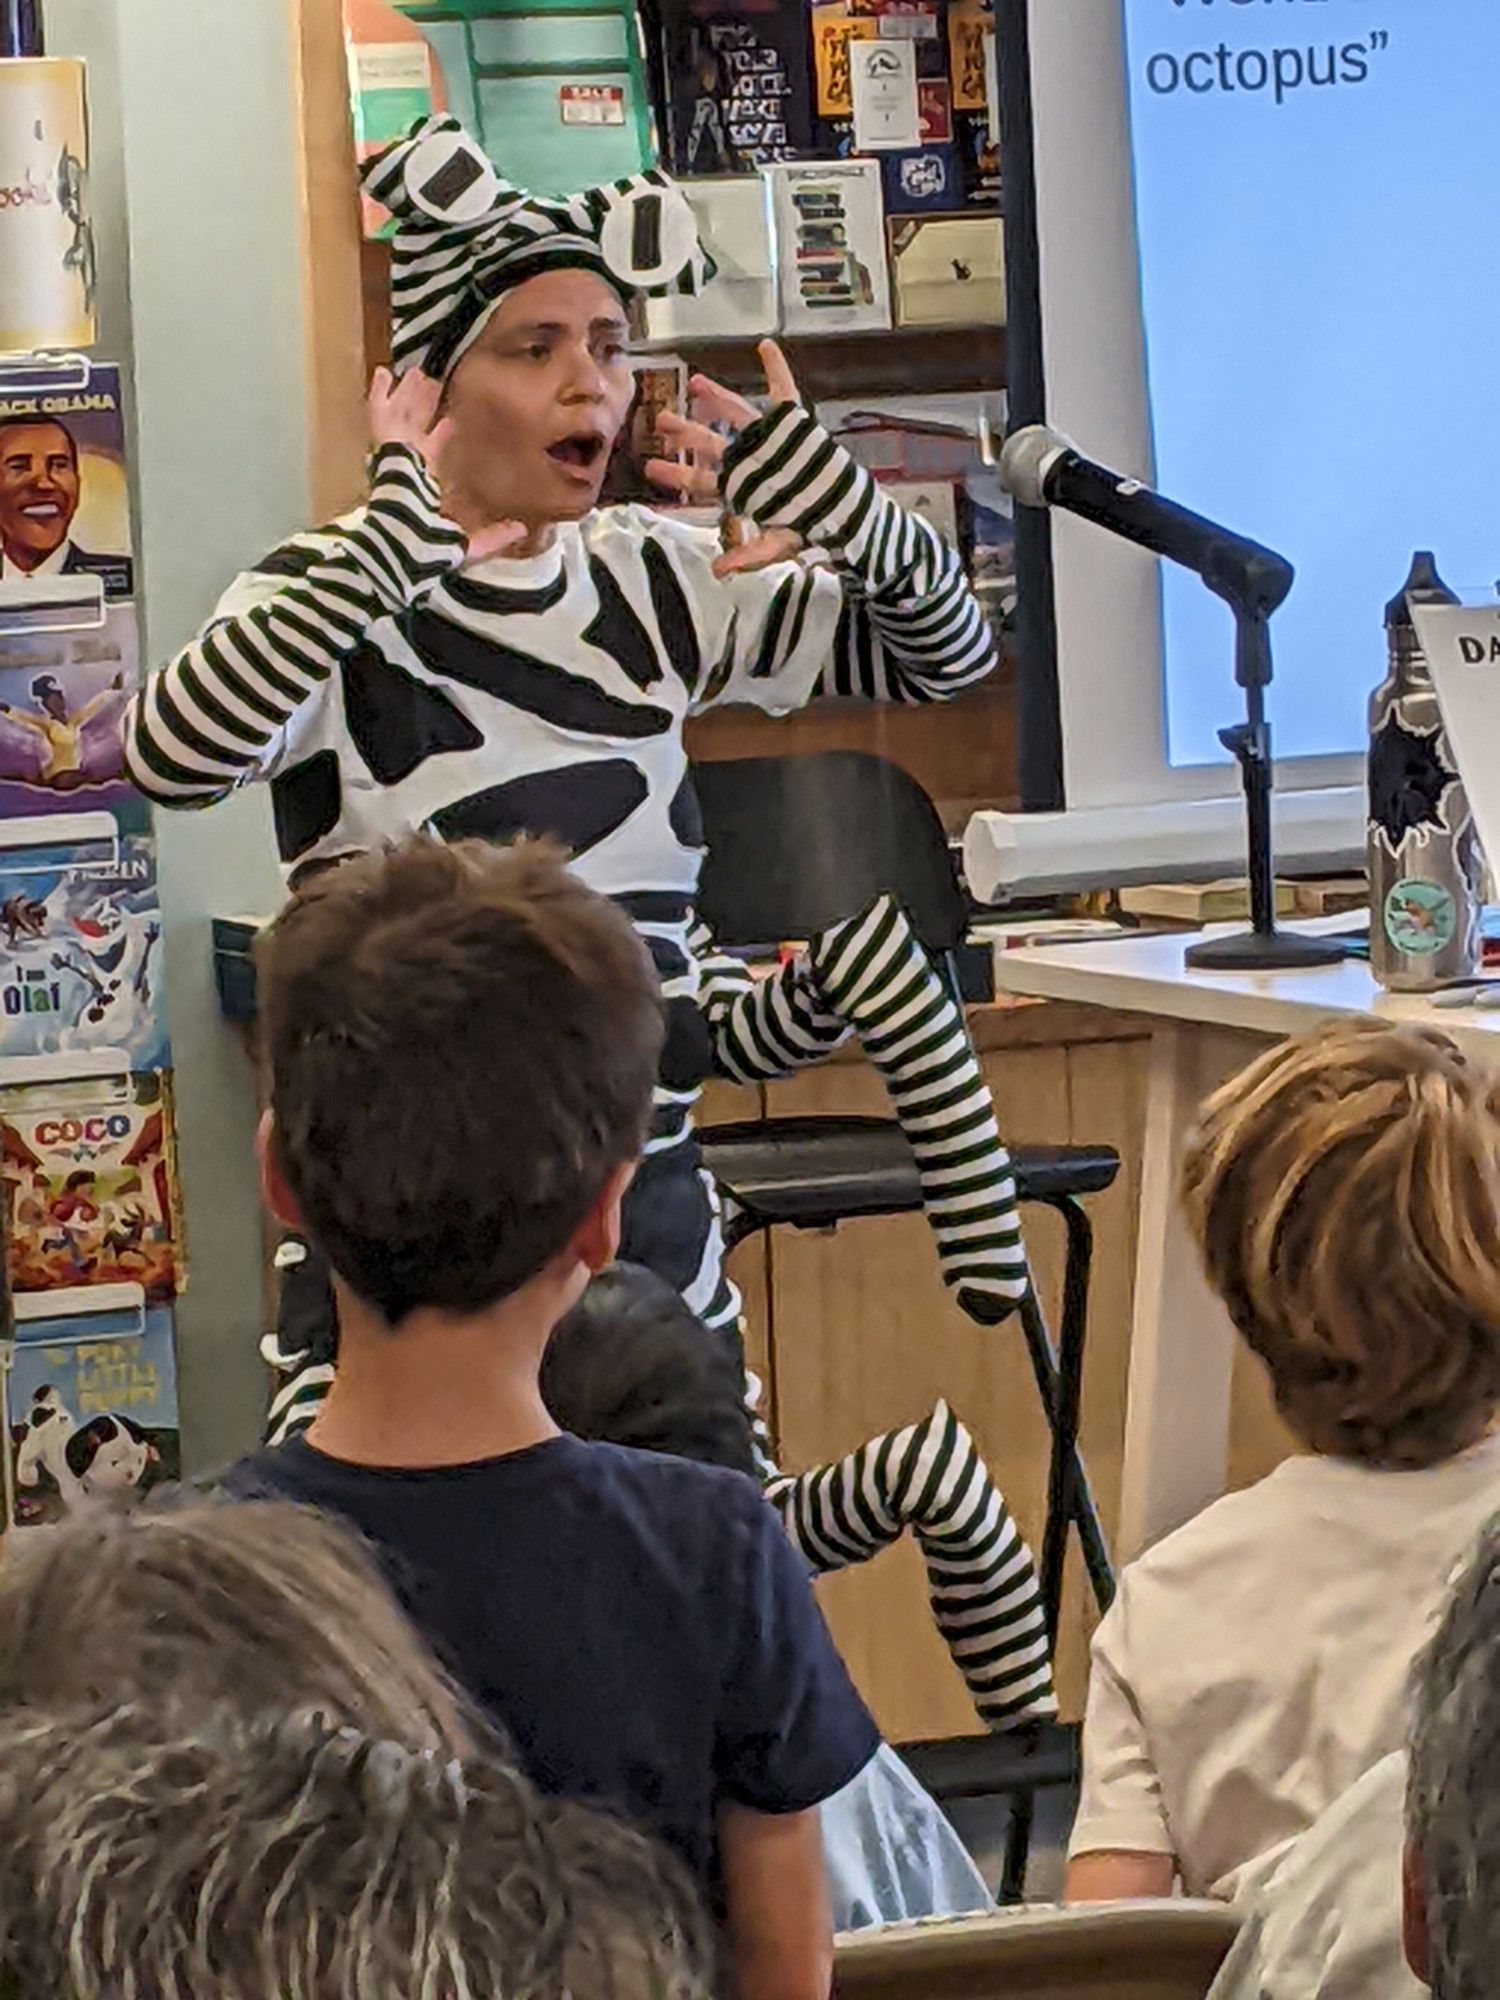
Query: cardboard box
642 177 777 341
769 158 892 335
884 478 959 544
889 211 1004 327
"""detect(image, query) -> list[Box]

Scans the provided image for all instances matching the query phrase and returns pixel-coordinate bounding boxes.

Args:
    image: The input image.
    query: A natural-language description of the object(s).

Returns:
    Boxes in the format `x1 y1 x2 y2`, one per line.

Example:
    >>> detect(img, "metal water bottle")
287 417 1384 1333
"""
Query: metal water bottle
1367 552 1481 991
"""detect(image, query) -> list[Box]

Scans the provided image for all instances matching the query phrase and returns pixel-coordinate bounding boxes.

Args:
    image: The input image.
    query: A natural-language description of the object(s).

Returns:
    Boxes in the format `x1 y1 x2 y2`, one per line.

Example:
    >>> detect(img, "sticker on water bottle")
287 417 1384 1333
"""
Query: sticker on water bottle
1384 878 1457 957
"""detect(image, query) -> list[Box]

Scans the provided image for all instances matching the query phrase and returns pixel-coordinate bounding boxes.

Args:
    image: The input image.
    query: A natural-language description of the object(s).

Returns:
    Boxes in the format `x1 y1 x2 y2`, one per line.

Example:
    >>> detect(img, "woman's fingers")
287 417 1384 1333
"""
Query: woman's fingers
367 366 400 442
399 370 443 432
654 410 728 465
757 339 801 407
689 371 761 431
711 526 805 578
369 366 445 451
644 457 720 500
420 413 457 478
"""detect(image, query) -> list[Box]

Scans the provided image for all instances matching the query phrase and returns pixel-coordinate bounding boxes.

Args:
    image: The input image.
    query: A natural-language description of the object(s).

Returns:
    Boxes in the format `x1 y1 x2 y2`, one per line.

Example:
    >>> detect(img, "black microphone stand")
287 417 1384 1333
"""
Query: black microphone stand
1183 548 1343 971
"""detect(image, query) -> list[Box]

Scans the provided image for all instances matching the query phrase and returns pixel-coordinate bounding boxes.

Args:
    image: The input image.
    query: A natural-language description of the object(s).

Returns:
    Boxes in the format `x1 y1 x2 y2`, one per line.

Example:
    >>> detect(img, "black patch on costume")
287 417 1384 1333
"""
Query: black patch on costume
751 574 796 678
659 994 714 1092
253 521 346 579
1368 714 1456 848
612 890 692 926
641 537 702 693
668 770 704 850
699 612 738 703
583 554 662 689
342 643 482 786
253 543 323 580
271 751 342 862
644 933 690 981
443 568 568 617
427 759 648 854
275 1235 340 1367
404 610 671 739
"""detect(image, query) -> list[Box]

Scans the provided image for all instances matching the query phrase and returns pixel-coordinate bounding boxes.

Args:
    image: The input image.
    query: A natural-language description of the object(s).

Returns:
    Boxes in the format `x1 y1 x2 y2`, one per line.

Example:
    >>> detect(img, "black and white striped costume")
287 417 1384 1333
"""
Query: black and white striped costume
768 1401 1055 1726
123 413 996 1407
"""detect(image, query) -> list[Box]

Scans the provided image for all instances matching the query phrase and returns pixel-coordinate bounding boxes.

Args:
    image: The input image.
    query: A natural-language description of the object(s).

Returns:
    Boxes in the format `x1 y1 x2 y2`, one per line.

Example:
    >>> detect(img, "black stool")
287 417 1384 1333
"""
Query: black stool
692 750 1118 1898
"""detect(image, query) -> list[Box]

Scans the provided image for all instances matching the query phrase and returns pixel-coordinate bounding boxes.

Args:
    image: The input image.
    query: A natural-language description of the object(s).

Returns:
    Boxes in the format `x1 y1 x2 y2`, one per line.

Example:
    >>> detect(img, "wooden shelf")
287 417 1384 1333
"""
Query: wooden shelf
655 325 1005 402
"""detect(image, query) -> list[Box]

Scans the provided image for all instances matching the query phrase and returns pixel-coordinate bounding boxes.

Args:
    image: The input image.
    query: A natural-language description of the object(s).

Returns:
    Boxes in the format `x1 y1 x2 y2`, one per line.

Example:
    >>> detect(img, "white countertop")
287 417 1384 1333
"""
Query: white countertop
989 923 1500 1059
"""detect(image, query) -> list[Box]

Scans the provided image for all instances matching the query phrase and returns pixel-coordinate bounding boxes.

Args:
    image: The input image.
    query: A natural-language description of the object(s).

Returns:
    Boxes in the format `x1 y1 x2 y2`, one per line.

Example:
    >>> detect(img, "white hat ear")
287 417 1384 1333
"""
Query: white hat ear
402 126 505 225
598 180 702 293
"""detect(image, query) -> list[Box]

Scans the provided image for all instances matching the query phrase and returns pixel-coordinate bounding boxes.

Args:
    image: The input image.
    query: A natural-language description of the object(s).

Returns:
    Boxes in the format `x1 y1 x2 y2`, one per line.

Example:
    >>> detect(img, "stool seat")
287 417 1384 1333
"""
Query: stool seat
697 1114 1120 1231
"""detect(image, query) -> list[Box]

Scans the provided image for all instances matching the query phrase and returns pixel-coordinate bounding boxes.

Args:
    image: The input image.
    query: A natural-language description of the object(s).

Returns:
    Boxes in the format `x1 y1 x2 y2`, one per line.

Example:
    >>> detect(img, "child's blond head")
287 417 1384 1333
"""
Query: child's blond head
1181 1020 1500 1468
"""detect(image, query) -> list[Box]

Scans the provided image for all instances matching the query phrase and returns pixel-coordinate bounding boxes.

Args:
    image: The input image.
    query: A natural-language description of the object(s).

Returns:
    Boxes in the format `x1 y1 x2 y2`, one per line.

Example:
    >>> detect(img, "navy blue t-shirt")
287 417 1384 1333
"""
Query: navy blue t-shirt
222 1434 878 1892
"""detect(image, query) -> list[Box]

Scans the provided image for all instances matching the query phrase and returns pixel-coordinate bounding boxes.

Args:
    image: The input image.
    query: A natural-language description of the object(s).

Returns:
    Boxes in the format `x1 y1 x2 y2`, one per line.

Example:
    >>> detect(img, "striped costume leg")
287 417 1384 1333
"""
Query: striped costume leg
766 1402 1056 1729
694 895 1030 1323
261 1236 336 1445
264 1352 334 1445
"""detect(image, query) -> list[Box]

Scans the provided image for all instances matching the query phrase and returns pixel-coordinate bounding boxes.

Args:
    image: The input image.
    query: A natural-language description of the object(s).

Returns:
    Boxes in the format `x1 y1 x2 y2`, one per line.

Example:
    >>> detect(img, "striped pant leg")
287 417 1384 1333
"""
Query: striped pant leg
766 1401 1056 1730
261 1234 338 1444
263 1354 335 1445
805 895 1030 1323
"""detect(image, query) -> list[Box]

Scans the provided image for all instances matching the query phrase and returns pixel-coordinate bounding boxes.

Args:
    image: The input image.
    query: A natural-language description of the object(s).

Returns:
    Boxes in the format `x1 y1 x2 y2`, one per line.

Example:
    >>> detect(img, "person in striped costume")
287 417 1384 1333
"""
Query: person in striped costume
122 114 1009 1425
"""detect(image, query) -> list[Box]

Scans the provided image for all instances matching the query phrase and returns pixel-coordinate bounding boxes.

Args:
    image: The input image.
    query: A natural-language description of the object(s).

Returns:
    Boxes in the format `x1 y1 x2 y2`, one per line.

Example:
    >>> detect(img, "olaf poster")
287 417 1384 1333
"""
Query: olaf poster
0 830 166 1075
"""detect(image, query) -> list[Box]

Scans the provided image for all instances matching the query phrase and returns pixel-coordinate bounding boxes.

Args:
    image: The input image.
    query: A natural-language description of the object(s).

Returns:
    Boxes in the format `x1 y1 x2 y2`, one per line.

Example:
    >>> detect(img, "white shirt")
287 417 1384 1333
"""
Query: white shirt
823 1743 993 1934
1069 1433 1500 1900
0 539 71 582
1207 1753 1420 2000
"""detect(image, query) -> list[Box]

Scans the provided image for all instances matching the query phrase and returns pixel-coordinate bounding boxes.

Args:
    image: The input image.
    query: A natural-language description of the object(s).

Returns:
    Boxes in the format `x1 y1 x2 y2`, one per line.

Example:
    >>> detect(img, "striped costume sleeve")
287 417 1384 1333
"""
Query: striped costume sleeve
720 403 998 705
123 444 468 805
767 1401 1056 1729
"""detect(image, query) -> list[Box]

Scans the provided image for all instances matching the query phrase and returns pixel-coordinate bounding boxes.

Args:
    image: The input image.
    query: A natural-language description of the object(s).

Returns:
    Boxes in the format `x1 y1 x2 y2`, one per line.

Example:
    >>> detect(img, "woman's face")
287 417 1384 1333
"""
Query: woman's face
440 267 636 534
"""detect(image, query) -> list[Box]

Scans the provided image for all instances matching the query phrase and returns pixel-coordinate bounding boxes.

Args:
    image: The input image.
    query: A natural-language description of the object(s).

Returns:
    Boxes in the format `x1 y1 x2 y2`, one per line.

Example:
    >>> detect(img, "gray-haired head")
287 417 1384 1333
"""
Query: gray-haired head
0 1701 712 2000
1407 1511 1500 1996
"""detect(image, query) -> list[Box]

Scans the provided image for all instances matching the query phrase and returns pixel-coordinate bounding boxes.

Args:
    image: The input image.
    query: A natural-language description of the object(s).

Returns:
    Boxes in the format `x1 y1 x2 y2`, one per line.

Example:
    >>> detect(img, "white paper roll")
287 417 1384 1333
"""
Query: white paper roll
0 57 95 353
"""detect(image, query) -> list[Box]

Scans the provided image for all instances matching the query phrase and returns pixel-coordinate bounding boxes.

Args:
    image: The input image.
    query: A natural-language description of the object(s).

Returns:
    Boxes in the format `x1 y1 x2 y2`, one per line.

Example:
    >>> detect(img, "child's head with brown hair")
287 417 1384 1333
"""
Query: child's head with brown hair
256 835 663 1327
1181 1019 1500 1469
0 1499 712 2000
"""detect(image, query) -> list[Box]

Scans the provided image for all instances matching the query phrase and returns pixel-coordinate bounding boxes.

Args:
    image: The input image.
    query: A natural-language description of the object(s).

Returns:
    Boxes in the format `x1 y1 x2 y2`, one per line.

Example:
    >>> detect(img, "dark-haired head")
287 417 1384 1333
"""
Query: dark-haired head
542 1263 757 1478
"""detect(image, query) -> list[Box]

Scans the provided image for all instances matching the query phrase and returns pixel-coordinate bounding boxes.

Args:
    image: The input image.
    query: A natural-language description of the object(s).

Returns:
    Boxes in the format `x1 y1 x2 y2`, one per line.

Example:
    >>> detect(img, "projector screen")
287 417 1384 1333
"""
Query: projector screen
1029 0 1500 817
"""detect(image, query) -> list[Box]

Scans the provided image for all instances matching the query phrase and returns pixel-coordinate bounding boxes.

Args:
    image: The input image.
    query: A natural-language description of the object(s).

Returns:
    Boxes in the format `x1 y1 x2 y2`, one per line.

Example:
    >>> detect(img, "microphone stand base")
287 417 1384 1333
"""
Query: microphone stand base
1184 926 1346 973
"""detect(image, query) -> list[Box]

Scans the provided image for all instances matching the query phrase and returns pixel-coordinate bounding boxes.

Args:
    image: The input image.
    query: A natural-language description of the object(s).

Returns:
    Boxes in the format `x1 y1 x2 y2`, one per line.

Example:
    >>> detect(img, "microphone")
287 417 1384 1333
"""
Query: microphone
999 425 1294 617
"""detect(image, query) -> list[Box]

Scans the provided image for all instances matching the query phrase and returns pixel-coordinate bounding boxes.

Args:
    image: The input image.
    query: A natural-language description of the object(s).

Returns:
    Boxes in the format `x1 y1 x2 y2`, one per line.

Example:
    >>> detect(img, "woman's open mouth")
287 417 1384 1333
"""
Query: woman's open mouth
546 434 606 472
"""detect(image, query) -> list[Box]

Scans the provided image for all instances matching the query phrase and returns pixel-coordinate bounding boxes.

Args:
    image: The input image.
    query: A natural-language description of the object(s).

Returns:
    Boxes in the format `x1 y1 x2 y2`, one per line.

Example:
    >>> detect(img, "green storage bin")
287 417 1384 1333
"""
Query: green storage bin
396 0 656 194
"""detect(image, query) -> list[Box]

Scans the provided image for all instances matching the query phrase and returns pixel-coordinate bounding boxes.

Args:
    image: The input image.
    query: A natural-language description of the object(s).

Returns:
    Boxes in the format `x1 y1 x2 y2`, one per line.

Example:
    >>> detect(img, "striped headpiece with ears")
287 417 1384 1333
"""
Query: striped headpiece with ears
361 116 711 379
